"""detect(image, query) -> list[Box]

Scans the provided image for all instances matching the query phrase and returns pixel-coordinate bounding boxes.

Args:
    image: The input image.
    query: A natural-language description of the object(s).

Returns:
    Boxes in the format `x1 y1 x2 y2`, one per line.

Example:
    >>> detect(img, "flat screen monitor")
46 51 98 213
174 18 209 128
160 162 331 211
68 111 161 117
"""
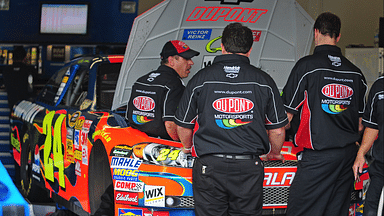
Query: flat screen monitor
40 3 89 35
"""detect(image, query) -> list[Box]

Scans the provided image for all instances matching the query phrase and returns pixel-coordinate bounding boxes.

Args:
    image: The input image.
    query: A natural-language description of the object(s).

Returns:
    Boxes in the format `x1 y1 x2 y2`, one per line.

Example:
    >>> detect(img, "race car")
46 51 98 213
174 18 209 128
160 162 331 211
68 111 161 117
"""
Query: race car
9 0 367 216
10 54 301 216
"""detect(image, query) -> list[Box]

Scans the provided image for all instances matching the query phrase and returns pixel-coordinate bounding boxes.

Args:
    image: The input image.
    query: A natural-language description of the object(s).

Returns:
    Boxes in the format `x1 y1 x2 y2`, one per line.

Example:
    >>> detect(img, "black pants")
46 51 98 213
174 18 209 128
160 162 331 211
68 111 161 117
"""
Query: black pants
286 144 357 216
364 160 384 216
193 155 264 216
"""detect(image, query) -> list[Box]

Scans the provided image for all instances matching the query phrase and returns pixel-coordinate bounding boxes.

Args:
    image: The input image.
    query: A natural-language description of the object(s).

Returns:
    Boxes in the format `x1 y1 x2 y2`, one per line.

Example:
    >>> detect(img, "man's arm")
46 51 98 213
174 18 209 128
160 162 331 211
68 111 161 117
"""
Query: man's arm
165 121 179 141
176 125 193 153
284 112 294 130
264 127 286 162
352 127 379 180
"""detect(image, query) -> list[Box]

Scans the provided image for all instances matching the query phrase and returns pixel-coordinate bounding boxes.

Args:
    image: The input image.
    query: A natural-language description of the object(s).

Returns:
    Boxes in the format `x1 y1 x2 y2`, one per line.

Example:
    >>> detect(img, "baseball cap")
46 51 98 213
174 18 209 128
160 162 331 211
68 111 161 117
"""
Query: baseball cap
160 40 200 60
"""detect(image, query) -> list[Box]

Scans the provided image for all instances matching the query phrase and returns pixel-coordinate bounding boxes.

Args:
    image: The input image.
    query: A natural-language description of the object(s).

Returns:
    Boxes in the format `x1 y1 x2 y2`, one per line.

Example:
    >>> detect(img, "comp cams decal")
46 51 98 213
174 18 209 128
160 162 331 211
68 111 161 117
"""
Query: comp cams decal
213 97 254 129
321 83 353 114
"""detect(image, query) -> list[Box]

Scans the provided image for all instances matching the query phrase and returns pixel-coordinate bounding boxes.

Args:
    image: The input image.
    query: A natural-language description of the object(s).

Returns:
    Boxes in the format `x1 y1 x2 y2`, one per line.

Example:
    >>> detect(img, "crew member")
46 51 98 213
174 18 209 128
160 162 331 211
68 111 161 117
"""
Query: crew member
127 40 199 140
175 23 287 216
353 76 384 216
282 12 367 216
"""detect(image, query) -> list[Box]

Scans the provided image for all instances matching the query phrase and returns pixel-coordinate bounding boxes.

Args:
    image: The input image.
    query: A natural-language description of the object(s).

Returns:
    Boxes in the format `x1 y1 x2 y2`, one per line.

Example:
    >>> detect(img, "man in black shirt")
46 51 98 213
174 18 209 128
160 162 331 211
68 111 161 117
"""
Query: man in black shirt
127 40 199 140
353 76 384 216
282 12 367 216
175 23 287 216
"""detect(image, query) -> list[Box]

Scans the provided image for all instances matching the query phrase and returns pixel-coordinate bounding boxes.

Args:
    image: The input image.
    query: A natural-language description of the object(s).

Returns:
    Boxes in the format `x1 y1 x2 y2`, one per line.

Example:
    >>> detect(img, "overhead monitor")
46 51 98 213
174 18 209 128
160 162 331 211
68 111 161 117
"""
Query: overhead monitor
40 3 89 35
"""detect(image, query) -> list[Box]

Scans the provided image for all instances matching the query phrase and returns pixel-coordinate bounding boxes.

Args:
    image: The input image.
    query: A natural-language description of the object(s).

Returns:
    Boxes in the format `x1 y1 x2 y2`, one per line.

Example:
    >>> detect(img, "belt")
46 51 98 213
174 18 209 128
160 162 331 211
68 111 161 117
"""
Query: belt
211 154 256 160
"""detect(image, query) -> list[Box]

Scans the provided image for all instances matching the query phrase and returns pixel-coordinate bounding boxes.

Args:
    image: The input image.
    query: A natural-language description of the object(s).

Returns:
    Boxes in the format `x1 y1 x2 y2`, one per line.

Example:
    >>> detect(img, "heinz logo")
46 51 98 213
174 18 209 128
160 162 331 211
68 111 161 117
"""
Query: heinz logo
186 7 268 23
133 96 155 111
322 84 353 99
213 97 254 113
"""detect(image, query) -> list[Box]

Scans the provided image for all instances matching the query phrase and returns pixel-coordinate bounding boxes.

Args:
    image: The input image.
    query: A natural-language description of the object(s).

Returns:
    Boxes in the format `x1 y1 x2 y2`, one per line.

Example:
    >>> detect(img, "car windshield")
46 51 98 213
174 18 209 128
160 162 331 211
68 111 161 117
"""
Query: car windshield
37 63 86 107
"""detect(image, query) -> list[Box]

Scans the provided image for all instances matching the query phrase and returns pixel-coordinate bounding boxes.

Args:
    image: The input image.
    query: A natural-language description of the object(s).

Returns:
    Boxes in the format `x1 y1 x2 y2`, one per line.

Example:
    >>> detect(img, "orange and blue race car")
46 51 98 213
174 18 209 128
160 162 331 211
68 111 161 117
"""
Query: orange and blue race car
9 0 368 216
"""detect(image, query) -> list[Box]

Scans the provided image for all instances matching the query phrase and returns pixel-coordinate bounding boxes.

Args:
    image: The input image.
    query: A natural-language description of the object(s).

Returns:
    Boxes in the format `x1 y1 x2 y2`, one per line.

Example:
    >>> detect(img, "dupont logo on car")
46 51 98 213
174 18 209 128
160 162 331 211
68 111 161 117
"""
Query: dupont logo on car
133 96 155 111
186 7 268 23
322 84 353 99
213 97 254 113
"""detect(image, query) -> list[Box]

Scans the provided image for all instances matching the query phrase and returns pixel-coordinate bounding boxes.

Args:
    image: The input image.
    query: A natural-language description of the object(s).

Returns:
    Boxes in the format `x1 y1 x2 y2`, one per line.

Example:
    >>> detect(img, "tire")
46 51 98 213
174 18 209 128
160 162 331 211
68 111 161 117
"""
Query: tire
89 141 113 215
19 132 50 202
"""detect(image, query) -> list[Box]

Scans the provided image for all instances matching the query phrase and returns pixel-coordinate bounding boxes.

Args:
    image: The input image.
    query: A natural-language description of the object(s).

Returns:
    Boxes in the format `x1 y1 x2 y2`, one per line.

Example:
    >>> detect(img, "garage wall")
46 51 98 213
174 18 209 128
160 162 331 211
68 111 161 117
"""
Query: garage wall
139 0 384 54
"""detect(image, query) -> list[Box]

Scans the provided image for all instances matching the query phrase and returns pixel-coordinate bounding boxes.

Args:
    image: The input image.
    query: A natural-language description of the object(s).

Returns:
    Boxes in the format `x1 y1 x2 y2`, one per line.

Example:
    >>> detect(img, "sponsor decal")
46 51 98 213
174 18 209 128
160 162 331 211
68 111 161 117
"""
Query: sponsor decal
133 96 155 111
68 111 81 128
213 97 253 129
74 130 80 149
115 191 139 205
82 120 92 133
205 0 253 5
74 150 82 161
132 96 155 125
322 84 353 99
66 140 74 163
114 180 144 192
82 142 88 165
252 30 262 42
66 127 73 140
92 130 112 142
223 66 240 78
264 168 296 187
183 29 212 40
206 36 222 53
147 73 161 82
110 145 133 157
32 145 40 174
328 55 341 67
75 161 81 176
186 7 267 23
202 56 216 68
321 84 353 114
111 157 142 169
213 97 254 113
118 209 142 216
113 169 139 182
74 118 84 130
144 185 165 207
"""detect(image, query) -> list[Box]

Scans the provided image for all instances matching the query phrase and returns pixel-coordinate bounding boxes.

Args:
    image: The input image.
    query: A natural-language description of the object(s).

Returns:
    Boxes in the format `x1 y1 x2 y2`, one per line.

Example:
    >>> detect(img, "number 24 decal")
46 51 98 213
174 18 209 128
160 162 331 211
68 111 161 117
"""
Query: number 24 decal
43 111 66 189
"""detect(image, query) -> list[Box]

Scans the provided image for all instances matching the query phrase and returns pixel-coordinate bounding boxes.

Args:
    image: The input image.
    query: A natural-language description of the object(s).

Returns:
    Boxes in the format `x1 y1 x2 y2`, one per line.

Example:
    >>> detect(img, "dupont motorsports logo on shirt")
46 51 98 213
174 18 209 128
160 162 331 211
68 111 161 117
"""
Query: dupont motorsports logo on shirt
213 97 253 129
132 96 155 124
321 83 353 114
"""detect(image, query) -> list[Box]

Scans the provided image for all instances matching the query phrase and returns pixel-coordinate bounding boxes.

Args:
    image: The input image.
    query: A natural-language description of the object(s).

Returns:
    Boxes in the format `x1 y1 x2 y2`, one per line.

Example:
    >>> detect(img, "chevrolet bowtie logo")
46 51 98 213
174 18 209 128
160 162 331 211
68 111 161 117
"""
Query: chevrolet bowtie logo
206 0 253 5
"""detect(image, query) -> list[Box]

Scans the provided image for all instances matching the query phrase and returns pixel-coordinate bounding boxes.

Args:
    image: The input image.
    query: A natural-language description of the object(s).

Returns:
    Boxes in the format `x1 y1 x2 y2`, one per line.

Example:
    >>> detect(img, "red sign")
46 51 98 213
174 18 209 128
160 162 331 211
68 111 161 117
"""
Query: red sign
264 167 296 187
133 96 155 111
186 7 268 23
213 97 254 113
115 191 139 205
322 84 353 99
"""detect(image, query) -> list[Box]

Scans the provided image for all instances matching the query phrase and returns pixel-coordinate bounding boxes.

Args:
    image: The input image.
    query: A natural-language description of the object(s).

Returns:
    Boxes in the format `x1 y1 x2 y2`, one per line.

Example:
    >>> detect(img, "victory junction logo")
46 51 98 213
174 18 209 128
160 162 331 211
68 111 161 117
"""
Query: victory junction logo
321 84 353 114
212 97 253 129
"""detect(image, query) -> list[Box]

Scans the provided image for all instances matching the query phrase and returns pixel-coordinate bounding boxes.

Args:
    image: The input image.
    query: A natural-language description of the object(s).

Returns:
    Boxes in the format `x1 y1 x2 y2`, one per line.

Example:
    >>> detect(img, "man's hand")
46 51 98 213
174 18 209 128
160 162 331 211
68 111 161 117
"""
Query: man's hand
262 152 285 162
352 155 365 181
